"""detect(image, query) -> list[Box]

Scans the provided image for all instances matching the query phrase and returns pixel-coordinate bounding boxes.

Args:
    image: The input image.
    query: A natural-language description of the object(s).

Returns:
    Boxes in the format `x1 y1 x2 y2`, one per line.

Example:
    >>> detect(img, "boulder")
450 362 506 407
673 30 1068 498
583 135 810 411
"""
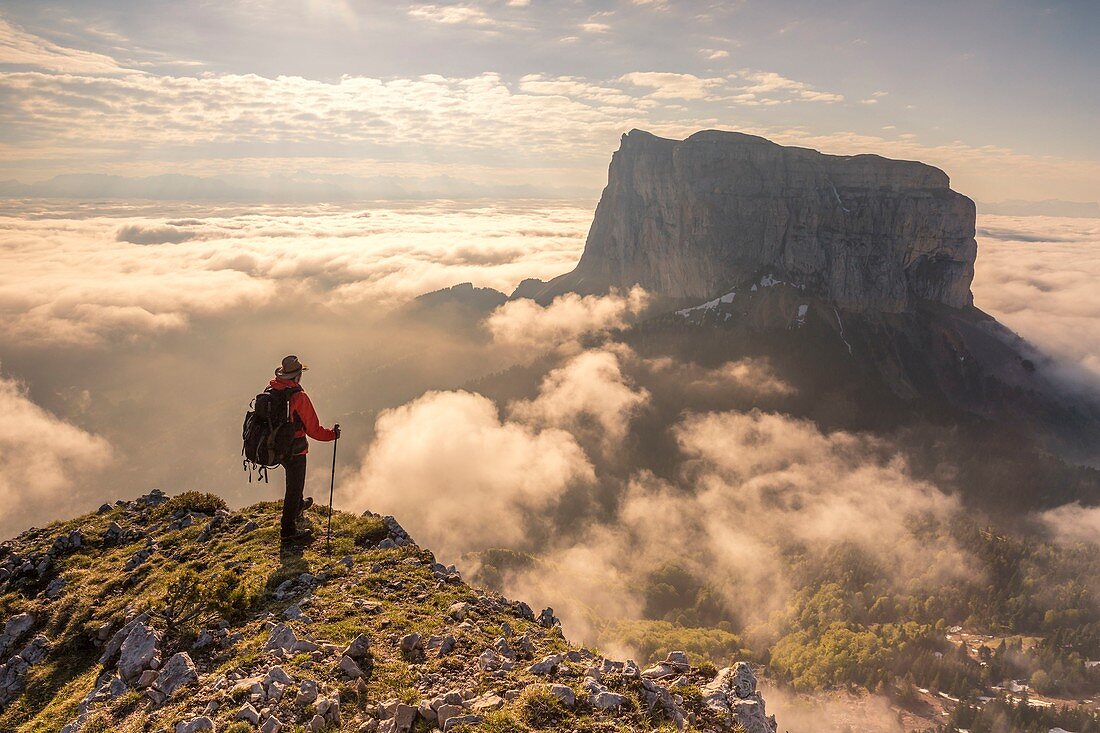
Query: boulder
99 613 151 667
118 621 159 682
175 717 214 733
528 654 562 676
435 703 463 728
548 683 576 707
152 652 197 697
442 715 483 733
339 654 364 679
343 633 371 659
237 703 261 725
295 679 319 706
263 623 318 653
378 702 417 733
259 716 283 733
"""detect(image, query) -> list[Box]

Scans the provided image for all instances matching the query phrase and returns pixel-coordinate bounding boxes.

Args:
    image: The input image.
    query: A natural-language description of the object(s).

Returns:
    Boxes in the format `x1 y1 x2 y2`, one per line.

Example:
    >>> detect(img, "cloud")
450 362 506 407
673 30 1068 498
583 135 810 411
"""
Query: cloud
509 347 649 454
0 366 112 539
345 389 596 559
734 70 844 104
644 356 795 398
116 223 198 244
0 16 124 73
619 71 724 100
0 200 590 345
485 286 648 357
455 407 973 650
1038 502 1100 546
2 17 1096 203
580 22 611 34
701 49 730 60
973 214 1100 383
407 4 501 28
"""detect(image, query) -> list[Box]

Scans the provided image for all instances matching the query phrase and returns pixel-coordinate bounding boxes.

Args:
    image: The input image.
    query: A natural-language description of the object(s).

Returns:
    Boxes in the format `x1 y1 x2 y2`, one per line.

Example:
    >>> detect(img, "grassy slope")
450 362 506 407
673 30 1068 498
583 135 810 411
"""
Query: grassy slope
0 495 715 733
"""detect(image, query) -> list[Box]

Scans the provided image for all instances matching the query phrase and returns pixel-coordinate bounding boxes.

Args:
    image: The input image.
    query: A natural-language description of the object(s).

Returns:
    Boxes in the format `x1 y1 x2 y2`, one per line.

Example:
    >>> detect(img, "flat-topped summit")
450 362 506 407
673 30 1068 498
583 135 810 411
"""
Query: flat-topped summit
530 128 976 313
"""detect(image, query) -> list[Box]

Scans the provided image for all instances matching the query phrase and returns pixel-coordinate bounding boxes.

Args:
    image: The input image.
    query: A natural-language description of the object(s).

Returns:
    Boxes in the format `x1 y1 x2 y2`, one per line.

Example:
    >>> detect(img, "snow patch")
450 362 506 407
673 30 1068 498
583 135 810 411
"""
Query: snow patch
676 290 736 317
833 307 853 355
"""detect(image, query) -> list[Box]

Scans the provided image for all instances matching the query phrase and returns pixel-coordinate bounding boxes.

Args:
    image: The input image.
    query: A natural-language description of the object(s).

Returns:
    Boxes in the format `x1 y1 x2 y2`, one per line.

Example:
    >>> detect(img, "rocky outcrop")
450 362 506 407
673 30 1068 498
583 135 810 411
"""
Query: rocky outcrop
1 492 777 732
531 129 976 313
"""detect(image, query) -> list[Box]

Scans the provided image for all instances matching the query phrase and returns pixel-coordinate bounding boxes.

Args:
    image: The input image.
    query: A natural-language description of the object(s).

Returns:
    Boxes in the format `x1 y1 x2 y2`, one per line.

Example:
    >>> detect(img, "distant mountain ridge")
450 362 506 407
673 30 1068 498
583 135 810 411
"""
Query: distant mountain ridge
977 199 1100 218
0 173 588 202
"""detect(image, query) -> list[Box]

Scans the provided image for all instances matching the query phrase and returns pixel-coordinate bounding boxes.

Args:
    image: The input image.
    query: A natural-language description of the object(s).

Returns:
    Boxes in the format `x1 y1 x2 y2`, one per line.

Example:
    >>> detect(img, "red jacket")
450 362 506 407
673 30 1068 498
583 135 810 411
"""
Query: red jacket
268 378 336 455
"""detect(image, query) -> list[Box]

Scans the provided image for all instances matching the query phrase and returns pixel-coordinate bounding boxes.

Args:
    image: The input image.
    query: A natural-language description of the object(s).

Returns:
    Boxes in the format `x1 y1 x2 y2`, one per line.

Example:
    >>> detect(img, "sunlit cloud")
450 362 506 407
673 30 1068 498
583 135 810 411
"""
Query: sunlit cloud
0 201 591 345
0 365 112 539
0 16 123 73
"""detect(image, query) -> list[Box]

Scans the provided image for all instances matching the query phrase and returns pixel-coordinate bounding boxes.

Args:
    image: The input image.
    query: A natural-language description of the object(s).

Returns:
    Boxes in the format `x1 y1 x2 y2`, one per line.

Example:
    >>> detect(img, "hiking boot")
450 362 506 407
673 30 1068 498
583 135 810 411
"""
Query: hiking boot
280 529 314 545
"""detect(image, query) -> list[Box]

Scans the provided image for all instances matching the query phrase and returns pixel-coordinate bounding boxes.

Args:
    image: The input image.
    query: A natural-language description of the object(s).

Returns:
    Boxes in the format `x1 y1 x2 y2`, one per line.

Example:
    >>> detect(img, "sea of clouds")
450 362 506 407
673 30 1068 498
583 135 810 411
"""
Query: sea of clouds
1 203 1098 611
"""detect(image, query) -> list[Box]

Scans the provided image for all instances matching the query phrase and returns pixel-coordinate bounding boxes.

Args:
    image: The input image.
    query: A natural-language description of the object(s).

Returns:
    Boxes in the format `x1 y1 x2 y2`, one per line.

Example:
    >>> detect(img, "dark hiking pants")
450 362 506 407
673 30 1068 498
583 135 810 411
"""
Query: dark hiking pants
281 453 307 537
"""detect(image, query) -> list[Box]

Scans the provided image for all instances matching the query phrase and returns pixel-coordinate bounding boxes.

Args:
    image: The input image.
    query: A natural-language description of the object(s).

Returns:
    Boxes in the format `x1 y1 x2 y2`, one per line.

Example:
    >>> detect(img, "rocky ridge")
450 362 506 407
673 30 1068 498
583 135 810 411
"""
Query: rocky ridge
0 489 776 732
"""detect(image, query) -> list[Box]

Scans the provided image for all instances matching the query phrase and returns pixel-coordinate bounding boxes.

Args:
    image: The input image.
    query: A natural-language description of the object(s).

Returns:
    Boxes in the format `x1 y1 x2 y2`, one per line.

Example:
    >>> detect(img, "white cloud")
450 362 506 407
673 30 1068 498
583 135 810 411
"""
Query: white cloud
407 4 499 28
485 286 648 358
509 347 649 453
0 16 124 73
580 22 611 34
619 71 724 100
0 367 112 538
974 214 1100 383
345 389 595 560
734 70 844 104
0 201 591 345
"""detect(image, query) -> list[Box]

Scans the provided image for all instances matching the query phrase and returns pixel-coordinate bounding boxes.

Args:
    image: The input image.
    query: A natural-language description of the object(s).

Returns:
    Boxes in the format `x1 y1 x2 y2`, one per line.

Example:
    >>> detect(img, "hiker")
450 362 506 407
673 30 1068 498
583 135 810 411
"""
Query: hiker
268 355 340 543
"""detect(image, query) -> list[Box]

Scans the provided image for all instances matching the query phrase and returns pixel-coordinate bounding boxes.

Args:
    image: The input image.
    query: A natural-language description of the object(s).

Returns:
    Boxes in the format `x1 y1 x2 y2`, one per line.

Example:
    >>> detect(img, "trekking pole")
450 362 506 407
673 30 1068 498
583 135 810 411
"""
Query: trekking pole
326 425 339 555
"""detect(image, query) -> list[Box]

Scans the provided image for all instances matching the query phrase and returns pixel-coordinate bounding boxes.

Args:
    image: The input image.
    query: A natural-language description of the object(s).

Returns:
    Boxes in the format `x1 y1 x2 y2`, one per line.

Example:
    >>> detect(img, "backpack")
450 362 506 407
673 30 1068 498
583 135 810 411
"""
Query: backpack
242 385 302 482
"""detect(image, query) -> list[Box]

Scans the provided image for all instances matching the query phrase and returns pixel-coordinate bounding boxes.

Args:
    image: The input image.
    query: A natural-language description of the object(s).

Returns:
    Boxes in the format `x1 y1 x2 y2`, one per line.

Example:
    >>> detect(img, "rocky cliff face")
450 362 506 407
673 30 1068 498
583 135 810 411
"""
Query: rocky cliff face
0 490 776 733
533 129 976 313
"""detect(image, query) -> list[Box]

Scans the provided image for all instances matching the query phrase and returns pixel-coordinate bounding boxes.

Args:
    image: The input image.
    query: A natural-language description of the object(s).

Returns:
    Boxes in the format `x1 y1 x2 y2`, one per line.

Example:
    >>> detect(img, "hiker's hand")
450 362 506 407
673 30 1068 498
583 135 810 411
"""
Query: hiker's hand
333 424 341 439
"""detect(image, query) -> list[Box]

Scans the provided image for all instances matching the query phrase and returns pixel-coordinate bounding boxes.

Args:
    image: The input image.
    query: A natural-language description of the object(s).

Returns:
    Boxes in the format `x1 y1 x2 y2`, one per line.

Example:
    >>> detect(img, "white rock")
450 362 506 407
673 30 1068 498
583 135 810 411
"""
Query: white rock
237 703 261 725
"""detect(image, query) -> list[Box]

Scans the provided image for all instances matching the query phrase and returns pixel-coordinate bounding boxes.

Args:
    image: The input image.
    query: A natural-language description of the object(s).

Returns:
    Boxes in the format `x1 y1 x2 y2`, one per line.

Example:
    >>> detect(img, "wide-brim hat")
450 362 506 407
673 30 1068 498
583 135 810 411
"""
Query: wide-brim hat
275 354 309 379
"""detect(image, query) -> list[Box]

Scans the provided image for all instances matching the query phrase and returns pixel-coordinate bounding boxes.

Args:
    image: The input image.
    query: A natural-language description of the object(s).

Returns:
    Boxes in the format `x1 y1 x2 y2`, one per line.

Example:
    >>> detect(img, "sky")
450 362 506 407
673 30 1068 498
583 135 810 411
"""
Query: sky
1 0 1099 202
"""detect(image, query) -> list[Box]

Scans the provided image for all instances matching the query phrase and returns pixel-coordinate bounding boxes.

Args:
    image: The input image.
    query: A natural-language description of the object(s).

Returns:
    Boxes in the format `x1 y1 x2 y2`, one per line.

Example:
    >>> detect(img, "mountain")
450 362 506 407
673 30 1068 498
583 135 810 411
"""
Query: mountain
530 129 975 314
978 199 1100 218
512 129 1100 466
0 173 587 203
0 490 777 733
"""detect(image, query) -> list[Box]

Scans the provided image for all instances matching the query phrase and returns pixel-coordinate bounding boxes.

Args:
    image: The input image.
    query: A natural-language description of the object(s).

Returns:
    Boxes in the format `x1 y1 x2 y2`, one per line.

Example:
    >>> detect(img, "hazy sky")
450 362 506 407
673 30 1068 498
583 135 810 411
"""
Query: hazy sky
1 0 1098 202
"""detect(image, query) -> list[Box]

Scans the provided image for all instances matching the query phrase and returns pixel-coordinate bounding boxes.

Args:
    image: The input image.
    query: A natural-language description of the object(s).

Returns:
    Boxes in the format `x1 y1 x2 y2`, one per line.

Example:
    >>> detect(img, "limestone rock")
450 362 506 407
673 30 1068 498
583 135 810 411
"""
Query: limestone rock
528 653 561 676
343 633 371 660
339 654 364 679
152 652 197 697
442 714 483 733
237 703 261 724
175 717 214 733
534 129 976 314
548 683 575 707
118 621 159 682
